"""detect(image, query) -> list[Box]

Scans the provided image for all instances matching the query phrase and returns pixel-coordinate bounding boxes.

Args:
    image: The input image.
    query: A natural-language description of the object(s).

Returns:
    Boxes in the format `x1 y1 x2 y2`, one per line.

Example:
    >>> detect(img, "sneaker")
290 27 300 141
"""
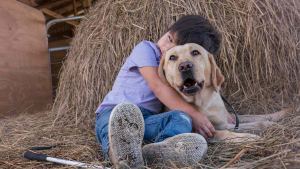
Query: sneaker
108 102 145 168
142 133 207 167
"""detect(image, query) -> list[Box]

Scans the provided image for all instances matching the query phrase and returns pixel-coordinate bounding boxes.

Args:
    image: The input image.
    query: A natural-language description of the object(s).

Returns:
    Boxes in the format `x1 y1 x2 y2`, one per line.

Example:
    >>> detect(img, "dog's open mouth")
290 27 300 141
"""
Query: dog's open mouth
178 78 204 95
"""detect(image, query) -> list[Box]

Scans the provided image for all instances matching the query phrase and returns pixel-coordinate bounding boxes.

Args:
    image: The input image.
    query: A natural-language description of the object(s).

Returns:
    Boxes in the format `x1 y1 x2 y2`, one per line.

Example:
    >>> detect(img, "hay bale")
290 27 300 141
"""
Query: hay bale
53 0 300 125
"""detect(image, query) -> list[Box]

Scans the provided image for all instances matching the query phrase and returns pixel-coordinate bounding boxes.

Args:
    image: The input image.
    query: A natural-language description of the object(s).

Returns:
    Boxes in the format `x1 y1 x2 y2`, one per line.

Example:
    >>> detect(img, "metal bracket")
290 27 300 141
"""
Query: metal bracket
46 15 84 101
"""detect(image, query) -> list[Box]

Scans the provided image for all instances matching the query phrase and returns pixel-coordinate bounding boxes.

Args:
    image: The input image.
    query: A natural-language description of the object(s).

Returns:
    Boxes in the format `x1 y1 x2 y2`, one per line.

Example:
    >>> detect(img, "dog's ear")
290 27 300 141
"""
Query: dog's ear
158 53 170 85
208 53 224 92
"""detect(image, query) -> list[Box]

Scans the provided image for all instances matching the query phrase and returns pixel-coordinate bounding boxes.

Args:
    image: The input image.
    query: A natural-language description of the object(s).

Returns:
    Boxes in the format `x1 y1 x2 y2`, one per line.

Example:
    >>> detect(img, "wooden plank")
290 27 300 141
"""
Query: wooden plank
50 1 74 12
48 38 72 48
37 0 70 9
50 51 68 63
62 6 84 17
52 75 59 87
47 22 72 32
48 30 73 39
83 0 92 7
72 0 78 25
49 39 71 64
50 0 83 15
17 0 39 7
72 0 78 16
0 0 52 116
40 8 78 26
51 63 63 75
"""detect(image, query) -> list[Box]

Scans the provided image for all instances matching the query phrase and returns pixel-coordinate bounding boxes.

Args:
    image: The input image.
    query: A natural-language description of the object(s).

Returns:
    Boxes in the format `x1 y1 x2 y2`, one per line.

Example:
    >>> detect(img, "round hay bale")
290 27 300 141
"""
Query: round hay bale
52 0 300 125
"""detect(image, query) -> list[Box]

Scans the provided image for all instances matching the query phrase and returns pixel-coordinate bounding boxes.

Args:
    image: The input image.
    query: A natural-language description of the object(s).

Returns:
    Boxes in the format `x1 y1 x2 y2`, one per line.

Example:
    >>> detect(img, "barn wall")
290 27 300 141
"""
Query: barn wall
0 0 52 116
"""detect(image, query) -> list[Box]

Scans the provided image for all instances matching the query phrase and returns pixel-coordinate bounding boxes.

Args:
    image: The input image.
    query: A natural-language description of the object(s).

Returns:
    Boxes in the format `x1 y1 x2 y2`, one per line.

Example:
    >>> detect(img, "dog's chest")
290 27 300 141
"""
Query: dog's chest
193 93 229 129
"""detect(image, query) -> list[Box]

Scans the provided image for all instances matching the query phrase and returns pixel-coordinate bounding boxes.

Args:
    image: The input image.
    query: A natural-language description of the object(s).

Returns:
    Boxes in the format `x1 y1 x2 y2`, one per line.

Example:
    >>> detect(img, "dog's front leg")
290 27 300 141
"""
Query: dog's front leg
229 108 292 123
208 130 261 143
226 121 279 131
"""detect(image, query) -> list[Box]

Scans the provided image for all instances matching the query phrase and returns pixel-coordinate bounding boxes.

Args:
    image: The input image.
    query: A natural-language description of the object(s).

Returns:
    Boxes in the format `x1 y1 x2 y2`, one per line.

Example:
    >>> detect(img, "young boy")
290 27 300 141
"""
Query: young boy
95 15 223 168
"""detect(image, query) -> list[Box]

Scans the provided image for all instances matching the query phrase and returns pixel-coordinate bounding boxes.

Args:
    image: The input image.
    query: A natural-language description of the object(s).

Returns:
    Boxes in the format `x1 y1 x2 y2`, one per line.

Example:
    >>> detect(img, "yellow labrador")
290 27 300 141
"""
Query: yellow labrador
158 43 291 142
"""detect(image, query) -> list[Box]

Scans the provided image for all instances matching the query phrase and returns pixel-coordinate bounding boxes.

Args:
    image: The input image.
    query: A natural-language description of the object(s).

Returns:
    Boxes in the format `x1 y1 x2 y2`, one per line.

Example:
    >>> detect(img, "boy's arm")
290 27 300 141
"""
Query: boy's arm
138 66 216 139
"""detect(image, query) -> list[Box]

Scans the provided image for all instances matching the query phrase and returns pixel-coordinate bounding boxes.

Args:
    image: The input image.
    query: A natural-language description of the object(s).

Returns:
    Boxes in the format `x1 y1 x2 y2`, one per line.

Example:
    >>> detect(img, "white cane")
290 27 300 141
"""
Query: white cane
23 151 110 169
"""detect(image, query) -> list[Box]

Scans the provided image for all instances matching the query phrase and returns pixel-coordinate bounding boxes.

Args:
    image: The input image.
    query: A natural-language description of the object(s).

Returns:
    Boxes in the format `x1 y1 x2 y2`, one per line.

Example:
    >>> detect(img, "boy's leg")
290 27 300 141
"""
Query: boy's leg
95 107 114 158
143 110 193 142
142 110 207 166
108 102 145 168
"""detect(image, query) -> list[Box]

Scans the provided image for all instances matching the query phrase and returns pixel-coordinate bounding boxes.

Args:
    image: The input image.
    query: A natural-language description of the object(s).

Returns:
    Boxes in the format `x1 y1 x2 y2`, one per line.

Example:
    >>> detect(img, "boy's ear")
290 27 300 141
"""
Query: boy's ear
158 53 170 85
208 53 224 92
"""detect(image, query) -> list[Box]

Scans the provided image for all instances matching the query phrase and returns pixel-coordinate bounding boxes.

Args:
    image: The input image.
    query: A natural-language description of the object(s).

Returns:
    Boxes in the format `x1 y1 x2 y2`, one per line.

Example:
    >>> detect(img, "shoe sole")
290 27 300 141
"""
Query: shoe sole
108 102 145 167
142 133 207 166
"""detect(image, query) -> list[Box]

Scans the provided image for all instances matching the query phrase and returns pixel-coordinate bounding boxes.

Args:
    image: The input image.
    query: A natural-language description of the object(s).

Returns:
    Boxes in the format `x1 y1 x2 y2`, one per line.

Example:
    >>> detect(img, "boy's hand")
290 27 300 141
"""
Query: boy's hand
191 113 216 139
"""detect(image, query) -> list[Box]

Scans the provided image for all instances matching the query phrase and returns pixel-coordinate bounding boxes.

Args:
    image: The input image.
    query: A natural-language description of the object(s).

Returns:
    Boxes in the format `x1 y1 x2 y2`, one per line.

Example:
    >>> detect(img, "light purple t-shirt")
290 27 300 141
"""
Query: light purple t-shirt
95 41 163 114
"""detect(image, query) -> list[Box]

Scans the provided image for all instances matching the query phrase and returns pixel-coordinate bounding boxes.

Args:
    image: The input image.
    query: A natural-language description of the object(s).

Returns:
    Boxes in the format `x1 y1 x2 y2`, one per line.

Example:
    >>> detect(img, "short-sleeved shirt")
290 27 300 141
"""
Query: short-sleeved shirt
95 41 163 114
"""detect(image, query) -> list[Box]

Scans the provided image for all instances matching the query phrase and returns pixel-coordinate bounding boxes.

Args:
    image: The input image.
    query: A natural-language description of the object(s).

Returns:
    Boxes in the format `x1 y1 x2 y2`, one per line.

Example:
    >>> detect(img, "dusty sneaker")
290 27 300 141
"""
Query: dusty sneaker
108 102 145 168
142 133 207 167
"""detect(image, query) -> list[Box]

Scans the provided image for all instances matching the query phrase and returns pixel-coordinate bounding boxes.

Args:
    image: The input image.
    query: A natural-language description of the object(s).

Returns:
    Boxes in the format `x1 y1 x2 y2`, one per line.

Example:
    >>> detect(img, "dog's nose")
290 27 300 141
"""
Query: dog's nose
178 62 193 72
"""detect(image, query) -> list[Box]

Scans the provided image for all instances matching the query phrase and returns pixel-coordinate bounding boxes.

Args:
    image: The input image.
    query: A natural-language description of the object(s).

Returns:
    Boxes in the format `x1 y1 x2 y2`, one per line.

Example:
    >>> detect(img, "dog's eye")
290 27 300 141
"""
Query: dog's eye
191 50 200 56
169 55 177 60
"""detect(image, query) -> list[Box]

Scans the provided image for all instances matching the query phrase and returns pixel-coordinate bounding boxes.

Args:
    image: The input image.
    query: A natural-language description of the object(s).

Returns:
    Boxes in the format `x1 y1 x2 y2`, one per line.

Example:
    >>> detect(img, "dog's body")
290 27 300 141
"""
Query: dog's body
158 43 290 142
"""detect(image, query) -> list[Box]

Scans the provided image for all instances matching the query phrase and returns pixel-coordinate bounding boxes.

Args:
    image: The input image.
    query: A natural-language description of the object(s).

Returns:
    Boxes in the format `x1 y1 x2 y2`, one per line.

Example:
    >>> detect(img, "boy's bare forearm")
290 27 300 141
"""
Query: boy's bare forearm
154 80 198 115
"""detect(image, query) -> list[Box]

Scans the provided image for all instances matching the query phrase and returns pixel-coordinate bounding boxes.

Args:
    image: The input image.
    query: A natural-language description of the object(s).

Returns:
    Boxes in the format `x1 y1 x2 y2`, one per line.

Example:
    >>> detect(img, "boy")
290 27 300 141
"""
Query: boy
95 15 225 168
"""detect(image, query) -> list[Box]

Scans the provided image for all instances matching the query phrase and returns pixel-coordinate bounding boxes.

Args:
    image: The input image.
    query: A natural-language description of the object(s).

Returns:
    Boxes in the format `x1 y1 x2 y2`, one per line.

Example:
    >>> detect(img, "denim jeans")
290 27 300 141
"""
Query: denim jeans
95 106 193 157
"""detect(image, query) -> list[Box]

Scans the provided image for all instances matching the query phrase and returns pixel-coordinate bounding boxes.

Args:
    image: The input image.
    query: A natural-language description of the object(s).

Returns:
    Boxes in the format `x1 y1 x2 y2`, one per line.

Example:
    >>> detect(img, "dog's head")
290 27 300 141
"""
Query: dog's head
159 43 224 100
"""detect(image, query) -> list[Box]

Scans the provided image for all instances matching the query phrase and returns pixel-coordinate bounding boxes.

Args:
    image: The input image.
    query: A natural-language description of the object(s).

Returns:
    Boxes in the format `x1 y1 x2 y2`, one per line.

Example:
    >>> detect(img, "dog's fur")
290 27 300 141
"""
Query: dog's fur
158 43 291 142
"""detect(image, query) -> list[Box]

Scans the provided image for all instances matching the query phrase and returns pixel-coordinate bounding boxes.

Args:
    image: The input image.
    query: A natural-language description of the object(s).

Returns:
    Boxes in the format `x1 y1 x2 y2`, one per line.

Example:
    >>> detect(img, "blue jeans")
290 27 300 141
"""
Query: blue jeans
95 106 193 157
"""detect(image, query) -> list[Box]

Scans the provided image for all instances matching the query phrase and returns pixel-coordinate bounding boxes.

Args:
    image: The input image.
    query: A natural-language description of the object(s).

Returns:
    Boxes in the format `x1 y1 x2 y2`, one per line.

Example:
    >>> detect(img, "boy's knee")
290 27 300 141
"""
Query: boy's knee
168 110 193 133
172 110 192 125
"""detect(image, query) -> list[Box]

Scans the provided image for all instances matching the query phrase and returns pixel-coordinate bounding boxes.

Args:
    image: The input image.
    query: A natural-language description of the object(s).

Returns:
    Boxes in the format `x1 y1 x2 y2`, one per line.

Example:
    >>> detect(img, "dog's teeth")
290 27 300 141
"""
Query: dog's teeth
183 85 187 89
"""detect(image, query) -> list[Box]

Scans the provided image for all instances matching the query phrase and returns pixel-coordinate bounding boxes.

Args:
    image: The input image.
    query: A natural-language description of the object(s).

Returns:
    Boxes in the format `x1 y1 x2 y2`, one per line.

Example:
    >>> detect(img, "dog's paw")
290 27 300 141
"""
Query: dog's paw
270 108 293 122
257 121 278 129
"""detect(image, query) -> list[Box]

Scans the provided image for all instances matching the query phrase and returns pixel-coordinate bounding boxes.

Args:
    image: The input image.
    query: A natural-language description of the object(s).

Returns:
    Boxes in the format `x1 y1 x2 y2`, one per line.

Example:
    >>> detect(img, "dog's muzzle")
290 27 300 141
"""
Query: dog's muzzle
178 62 204 96
178 79 204 96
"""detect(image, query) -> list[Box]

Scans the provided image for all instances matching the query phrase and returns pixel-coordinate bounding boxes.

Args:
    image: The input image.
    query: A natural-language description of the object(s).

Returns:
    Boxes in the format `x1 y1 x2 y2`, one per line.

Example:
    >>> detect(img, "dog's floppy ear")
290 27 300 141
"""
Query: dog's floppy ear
158 53 170 85
208 53 224 92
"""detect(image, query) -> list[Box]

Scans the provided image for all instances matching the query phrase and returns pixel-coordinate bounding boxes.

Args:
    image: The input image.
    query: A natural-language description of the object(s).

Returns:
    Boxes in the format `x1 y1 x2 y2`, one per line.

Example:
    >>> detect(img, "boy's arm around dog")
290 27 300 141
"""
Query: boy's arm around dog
138 66 216 139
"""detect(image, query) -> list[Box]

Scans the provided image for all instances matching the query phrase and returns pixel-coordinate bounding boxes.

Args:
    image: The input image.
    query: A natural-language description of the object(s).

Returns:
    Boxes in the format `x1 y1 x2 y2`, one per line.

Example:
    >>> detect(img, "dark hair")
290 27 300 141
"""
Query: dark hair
167 15 221 55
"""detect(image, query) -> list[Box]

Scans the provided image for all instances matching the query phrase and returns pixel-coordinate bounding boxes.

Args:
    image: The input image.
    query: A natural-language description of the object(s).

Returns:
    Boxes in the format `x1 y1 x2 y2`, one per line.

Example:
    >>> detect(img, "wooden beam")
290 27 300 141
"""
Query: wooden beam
50 1 73 12
62 6 83 17
48 30 73 38
83 0 92 14
37 0 70 9
72 0 78 16
83 0 92 7
78 0 84 5
72 0 78 25
40 8 78 26
46 22 72 31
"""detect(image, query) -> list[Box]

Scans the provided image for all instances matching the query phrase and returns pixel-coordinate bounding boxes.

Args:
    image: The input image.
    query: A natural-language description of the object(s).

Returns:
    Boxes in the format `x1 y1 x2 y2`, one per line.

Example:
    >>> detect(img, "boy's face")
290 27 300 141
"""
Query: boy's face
157 31 176 55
